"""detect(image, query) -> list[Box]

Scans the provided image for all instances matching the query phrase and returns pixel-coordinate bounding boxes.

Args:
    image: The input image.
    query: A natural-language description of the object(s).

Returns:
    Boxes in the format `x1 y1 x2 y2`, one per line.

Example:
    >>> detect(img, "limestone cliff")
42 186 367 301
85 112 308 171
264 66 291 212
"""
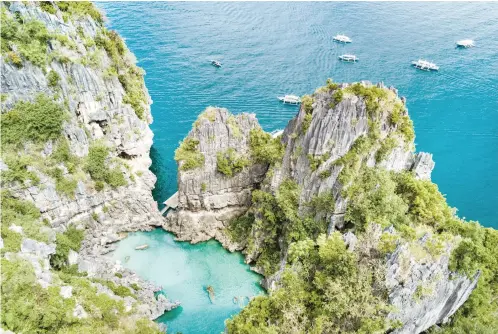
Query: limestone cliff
166 80 478 333
165 108 269 246
1 2 176 332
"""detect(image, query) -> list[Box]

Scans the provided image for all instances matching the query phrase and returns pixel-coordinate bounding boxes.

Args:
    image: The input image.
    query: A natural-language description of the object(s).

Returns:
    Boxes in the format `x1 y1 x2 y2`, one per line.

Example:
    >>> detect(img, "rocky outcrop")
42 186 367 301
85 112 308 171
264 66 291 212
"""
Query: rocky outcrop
386 234 480 334
164 108 268 245
167 81 477 333
1 1 175 323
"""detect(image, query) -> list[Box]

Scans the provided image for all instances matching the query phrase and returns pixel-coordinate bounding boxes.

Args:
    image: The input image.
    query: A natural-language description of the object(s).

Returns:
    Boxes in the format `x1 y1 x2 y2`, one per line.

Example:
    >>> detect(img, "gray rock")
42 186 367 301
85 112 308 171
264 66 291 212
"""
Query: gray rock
60 286 73 299
68 249 79 266
386 236 480 333
8 224 23 234
1 2 176 322
21 239 56 258
164 108 268 244
73 304 88 319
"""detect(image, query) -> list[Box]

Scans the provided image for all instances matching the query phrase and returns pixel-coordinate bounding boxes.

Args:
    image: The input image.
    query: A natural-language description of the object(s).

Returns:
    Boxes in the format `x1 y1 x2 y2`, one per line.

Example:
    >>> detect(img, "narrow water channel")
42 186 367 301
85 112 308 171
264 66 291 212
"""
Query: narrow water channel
109 229 264 334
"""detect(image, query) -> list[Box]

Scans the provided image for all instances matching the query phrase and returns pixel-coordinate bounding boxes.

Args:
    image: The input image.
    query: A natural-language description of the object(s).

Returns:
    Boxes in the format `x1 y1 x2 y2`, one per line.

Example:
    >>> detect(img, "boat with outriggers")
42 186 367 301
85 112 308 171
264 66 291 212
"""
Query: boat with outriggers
333 34 352 43
456 39 475 48
277 95 301 104
338 54 358 62
411 59 439 71
211 60 222 67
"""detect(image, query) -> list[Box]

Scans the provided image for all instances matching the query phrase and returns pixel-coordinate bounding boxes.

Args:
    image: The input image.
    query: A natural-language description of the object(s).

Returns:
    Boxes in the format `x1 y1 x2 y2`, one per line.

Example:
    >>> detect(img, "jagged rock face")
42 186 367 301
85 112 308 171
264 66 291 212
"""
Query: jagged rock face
1 2 175 321
165 108 268 245
386 235 480 334
270 83 433 227
168 82 477 333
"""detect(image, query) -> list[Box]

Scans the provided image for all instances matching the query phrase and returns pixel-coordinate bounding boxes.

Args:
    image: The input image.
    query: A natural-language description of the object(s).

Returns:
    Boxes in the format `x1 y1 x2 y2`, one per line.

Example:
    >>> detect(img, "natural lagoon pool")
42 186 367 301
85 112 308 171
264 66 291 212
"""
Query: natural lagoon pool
99 1 498 333
108 229 264 334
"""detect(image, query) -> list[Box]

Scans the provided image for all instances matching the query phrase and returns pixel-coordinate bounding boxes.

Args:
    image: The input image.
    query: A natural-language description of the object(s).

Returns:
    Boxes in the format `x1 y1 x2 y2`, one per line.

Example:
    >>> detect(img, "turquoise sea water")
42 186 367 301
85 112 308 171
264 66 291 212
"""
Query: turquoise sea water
99 2 498 333
109 229 264 334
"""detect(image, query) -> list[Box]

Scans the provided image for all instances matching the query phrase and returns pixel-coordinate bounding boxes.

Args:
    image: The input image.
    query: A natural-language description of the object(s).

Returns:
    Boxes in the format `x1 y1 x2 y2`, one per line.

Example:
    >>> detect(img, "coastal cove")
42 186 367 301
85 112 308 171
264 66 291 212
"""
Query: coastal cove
109 229 264 334
2 2 496 334
98 1 498 333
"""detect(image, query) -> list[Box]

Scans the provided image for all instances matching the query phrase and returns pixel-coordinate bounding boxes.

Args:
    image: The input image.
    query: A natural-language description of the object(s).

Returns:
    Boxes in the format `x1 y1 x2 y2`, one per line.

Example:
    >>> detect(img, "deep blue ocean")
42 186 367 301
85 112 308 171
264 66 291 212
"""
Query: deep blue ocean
99 2 498 333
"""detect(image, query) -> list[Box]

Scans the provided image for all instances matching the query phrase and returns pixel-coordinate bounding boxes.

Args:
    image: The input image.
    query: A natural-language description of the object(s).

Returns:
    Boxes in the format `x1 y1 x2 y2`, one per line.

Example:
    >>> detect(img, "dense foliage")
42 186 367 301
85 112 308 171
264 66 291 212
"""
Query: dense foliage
0 94 67 146
227 232 397 334
85 143 127 188
227 83 498 333
216 148 250 177
0 3 163 334
174 137 205 171
249 128 284 165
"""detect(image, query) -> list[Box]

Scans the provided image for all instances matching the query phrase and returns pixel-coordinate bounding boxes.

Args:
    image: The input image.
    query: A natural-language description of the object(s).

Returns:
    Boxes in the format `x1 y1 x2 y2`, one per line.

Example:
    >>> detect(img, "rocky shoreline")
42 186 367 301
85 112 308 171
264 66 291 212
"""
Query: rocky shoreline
1 2 178 330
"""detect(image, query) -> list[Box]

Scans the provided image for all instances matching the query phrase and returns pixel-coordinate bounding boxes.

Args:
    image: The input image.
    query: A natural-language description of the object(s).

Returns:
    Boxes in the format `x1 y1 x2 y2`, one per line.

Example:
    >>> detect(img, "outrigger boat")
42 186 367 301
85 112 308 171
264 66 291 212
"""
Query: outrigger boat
456 39 475 48
211 60 222 67
277 95 301 104
411 59 439 71
338 54 358 62
333 34 352 43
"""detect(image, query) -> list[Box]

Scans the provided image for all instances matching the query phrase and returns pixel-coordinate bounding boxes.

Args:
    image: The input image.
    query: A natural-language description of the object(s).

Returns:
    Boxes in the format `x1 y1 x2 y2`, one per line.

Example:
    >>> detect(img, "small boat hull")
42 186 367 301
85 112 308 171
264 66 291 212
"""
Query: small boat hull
135 244 149 250
338 56 358 62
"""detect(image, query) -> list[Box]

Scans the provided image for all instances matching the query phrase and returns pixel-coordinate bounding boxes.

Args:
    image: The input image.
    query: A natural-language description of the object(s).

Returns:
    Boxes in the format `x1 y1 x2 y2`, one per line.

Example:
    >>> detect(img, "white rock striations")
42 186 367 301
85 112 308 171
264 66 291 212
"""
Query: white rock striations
166 82 478 333
165 108 268 247
1 2 177 320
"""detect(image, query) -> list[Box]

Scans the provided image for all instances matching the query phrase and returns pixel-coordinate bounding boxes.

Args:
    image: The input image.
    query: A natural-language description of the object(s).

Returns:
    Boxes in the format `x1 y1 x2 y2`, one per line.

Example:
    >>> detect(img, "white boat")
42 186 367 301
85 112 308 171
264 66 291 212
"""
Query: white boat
338 54 358 62
333 34 352 43
135 244 149 250
277 95 301 104
211 60 222 67
270 129 284 138
411 59 439 71
456 39 475 48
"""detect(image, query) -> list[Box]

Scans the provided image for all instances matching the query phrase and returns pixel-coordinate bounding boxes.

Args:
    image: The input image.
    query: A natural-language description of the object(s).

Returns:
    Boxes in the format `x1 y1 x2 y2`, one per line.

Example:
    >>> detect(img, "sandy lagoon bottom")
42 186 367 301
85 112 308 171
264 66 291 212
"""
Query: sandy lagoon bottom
108 228 264 334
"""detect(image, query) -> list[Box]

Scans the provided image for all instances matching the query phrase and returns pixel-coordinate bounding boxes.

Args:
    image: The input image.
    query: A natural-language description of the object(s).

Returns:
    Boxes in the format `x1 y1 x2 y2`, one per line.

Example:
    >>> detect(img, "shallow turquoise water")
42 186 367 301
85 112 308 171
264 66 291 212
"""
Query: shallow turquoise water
109 229 264 334
99 2 498 333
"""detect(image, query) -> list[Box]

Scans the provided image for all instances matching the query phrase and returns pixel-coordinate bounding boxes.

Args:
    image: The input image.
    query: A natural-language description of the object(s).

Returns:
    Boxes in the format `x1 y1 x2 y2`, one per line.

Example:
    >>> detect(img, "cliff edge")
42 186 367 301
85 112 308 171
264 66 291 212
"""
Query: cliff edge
1 2 177 333
166 80 491 333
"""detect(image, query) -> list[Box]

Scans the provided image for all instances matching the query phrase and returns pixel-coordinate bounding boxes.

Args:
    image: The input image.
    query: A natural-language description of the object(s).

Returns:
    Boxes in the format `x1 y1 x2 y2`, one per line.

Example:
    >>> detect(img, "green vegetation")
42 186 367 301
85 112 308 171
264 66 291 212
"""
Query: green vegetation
1 191 46 252
224 214 255 244
375 135 398 163
49 167 78 198
50 225 85 270
201 182 207 192
52 138 79 173
47 70 60 88
216 148 249 177
1 154 40 185
95 28 148 119
227 232 396 333
1 94 67 147
307 152 330 171
91 279 136 299
40 2 57 15
329 88 344 109
319 169 331 179
194 107 217 127
1 9 50 67
56 1 104 24
174 138 205 171
249 128 284 165
227 115 242 138
85 143 127 188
